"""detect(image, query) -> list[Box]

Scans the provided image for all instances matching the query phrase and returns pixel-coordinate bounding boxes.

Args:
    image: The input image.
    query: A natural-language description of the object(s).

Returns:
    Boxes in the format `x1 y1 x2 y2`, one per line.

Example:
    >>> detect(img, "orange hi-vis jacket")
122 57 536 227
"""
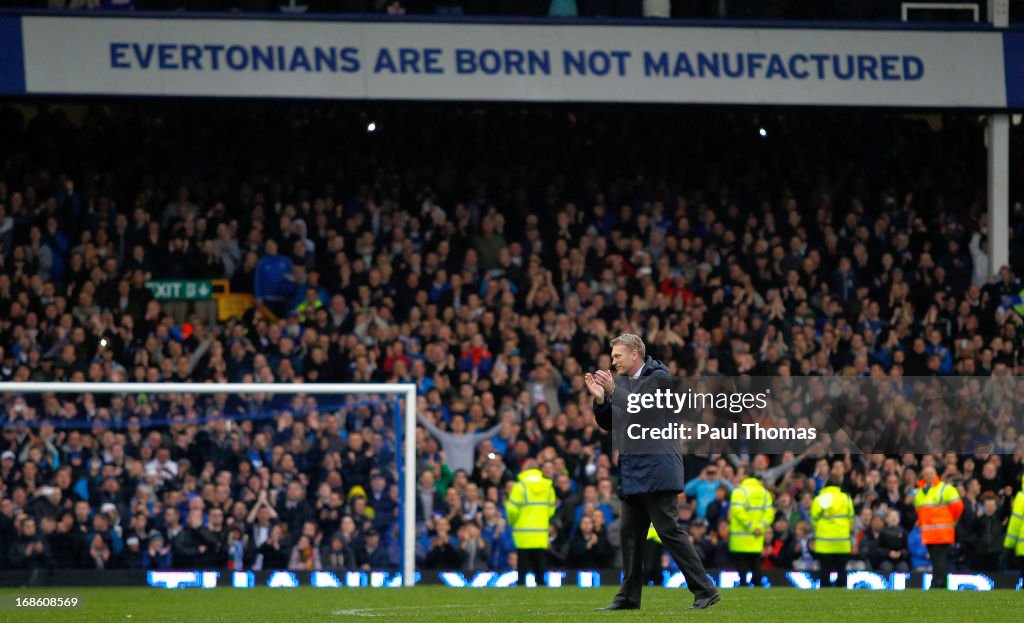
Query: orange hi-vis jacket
913 477 964 545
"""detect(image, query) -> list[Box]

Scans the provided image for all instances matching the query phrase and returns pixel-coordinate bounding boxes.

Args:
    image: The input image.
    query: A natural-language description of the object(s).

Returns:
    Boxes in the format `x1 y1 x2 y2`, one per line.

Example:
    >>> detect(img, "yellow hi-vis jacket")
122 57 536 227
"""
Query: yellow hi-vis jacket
295 297 324 323
1004 475 1024 556
505 468 556 550
811 485 854 554
729 477 773 553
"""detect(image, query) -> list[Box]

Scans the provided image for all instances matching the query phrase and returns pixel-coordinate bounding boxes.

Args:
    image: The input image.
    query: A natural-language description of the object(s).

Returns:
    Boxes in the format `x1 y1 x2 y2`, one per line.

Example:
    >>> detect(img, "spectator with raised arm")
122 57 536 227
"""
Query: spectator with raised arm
417 411 501 476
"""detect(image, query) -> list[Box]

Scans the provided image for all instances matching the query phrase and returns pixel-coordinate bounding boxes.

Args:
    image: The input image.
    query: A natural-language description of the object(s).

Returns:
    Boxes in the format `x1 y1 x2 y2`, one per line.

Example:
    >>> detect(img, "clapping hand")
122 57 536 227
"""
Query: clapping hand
584 373 605 401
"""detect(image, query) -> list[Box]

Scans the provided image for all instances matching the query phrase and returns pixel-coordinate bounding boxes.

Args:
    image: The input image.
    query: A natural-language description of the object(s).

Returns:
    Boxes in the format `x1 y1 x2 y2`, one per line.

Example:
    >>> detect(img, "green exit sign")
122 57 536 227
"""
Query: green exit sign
145 280 213 301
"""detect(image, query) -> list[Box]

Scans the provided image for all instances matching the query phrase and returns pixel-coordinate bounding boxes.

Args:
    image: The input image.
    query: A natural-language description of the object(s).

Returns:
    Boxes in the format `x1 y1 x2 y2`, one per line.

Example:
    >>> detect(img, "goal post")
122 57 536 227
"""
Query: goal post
0 381 418 587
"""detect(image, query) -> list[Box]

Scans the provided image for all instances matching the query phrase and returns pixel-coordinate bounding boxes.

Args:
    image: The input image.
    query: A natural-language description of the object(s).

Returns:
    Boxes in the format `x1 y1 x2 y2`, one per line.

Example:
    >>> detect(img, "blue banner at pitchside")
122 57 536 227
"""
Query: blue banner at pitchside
0 12 1023 108
142 569 1019 590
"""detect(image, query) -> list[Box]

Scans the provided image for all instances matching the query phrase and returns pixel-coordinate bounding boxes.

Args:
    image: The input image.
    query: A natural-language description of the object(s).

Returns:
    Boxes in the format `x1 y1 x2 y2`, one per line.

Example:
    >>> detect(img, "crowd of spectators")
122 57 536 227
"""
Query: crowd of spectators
0 101 1023 578
0 0 1010 23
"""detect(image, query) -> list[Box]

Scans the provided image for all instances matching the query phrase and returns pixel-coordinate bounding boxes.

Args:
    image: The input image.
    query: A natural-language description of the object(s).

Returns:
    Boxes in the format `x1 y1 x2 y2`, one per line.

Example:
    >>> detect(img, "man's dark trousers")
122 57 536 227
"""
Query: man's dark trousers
928 544 950 589
613 491 717 607
517 549 547 586
817 553 849 588
731 551 763 587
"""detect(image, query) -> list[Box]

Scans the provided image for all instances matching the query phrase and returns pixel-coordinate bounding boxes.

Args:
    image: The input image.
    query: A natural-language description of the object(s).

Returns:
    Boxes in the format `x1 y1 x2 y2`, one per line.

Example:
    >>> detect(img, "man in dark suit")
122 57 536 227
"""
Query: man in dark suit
585 334 720 611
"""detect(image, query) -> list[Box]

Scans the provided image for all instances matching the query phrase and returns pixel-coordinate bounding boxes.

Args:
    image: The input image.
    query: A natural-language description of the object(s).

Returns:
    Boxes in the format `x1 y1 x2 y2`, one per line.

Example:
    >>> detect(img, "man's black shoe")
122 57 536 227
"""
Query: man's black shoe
595 602 640 611
688 593 721 610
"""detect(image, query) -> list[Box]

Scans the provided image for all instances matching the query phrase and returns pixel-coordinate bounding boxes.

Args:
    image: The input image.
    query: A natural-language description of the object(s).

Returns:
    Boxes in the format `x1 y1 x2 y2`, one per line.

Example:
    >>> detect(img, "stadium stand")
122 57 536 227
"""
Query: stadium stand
0 101 1022 579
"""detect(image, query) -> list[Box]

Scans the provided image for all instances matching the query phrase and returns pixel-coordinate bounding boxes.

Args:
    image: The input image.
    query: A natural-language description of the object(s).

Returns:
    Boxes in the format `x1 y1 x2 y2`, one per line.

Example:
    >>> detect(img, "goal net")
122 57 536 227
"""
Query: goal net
0 382 416 587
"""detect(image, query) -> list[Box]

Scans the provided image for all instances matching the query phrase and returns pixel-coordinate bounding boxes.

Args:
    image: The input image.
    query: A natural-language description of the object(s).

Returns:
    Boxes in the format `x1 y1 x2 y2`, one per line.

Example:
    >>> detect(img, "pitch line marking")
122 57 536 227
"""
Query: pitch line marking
333 604 481 617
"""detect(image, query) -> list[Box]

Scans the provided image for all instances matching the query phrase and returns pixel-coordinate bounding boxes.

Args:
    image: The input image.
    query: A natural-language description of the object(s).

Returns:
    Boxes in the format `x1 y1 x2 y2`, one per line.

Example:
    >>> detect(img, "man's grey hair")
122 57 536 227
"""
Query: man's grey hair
610 334 645 360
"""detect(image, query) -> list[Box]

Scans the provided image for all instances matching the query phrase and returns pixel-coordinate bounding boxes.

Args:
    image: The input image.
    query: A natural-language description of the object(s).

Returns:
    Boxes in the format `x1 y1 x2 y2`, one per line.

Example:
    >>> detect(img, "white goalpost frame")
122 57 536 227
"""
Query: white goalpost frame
0 381 418 587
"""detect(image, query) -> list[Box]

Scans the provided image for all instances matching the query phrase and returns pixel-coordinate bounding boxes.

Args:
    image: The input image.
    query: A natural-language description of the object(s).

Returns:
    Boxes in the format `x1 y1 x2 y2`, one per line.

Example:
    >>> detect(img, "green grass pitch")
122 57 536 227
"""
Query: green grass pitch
0 586 1019 622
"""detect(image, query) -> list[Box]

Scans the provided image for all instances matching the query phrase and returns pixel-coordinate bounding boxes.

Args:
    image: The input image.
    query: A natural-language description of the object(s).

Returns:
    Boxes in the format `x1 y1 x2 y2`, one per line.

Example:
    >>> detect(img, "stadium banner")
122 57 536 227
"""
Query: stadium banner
142 569 1018 590
0 13 1022 108
0 569 1016 590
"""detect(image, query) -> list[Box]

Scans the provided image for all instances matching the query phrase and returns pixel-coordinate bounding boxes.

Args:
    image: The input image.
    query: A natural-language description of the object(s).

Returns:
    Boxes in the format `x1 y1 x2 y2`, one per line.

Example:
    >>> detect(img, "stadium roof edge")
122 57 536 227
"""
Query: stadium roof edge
0 7 1015 33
